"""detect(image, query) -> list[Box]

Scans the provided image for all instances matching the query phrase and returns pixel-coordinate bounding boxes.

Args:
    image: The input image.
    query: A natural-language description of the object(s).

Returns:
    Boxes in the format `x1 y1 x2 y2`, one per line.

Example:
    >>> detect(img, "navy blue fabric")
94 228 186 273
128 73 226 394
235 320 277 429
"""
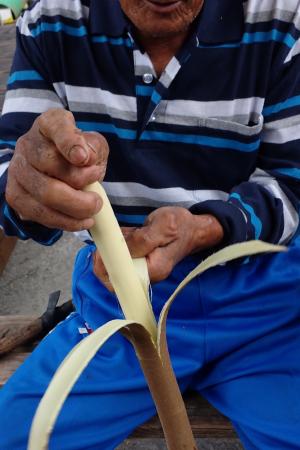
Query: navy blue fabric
1 239 300 449
0 0 299 246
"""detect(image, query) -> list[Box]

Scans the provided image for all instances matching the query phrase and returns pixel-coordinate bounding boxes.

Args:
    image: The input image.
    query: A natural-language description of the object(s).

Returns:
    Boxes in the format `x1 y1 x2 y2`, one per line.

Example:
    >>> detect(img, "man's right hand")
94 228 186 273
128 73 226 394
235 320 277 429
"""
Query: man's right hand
5 109 109 232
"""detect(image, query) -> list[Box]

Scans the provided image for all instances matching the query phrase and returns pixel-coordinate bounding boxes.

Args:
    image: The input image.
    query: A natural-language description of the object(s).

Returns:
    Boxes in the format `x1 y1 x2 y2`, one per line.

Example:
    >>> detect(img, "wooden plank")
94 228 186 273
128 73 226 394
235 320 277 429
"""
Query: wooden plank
0 316 38 385
0 315 36 327
0 351 30 385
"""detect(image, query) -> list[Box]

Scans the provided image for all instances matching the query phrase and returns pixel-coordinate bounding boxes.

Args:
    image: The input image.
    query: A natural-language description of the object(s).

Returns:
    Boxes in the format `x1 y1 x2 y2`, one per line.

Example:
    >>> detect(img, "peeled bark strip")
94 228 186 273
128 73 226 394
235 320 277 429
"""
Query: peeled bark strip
85 183 157 340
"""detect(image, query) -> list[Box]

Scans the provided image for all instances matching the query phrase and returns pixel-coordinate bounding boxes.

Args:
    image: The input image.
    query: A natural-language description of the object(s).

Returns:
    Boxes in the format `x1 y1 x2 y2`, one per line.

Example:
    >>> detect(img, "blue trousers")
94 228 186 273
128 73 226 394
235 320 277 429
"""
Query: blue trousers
1 238 300 450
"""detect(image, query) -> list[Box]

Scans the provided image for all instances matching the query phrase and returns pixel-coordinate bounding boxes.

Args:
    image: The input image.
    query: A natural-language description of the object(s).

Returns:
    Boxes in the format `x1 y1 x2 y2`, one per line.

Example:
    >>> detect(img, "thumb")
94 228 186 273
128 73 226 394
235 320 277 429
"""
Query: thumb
125 215 177 258
37 109 109 167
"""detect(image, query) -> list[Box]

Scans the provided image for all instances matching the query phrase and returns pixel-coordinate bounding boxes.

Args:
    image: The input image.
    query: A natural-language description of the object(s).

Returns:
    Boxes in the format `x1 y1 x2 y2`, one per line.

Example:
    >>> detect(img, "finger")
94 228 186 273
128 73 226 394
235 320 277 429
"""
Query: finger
93 251 114 292
37 109 88 165
5 179 95 232
12 153 102 219
37 109 109 167
146 246 176 283
125 219 177 258
24 138 104 190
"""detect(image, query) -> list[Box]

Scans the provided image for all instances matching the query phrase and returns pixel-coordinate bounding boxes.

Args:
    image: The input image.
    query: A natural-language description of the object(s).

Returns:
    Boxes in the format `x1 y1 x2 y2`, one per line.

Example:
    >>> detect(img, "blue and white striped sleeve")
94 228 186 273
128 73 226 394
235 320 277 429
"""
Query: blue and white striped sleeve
192 35 300 246
0 9 65 244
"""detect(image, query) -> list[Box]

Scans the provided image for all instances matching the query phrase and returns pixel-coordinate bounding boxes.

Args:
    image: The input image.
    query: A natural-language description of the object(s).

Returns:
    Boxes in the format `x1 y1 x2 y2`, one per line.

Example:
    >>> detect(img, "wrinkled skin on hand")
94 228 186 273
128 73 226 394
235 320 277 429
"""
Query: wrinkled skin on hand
6 109 109 232
93 206 224 289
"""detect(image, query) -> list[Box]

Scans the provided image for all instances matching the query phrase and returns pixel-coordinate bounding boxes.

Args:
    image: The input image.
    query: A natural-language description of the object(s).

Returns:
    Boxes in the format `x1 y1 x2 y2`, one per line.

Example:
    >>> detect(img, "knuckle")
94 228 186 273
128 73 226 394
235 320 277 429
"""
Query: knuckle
36 112 50 131
14 153 27 172
38 109 75 138
41 108 72 123
15 134 31 155
138 230 152 247
164 209 176 222
62 109 74 121
36 140 56 164
5 185 26 217
36 119 45 134
5 183 16 207
163 212 179 235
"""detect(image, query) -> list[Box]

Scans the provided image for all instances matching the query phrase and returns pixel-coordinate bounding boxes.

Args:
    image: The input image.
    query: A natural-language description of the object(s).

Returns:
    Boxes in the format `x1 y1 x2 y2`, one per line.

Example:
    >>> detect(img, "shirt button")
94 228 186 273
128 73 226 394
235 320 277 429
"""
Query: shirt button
143 73 153 84
151 116 156 121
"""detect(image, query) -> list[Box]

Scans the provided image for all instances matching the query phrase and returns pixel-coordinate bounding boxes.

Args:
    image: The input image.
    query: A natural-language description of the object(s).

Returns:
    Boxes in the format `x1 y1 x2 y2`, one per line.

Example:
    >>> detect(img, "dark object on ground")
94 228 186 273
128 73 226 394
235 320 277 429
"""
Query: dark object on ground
0 292 74 356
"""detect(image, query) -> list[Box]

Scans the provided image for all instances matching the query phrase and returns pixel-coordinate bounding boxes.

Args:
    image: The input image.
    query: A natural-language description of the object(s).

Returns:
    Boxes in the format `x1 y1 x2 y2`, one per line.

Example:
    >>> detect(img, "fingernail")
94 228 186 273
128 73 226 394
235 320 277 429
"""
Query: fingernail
69 146 88 164
87 140 97 154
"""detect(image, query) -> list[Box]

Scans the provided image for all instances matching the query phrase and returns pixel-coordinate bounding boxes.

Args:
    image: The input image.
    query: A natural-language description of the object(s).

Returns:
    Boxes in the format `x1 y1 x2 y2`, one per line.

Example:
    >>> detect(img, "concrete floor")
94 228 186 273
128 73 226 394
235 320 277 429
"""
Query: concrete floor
0 233 83 314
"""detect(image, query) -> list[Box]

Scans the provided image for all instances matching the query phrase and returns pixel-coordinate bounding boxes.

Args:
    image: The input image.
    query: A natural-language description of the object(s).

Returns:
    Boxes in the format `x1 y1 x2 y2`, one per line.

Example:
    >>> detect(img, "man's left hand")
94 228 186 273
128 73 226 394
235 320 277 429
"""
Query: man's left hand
93 206 224 290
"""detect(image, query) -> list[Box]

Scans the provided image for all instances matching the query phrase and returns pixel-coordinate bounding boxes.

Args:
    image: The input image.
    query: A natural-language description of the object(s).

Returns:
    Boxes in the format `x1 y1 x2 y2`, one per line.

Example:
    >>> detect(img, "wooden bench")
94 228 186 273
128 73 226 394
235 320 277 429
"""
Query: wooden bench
0 315 237 441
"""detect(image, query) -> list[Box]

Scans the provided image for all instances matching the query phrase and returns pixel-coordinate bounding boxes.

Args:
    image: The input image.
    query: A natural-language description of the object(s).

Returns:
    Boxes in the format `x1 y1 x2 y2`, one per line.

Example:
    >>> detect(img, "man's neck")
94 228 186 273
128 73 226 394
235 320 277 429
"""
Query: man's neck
135 31 188 77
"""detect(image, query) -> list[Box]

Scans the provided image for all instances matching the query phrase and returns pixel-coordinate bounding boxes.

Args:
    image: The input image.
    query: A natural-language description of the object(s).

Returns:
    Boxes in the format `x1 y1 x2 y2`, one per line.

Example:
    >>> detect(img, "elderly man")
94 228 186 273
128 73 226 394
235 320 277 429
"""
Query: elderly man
0 0 300 448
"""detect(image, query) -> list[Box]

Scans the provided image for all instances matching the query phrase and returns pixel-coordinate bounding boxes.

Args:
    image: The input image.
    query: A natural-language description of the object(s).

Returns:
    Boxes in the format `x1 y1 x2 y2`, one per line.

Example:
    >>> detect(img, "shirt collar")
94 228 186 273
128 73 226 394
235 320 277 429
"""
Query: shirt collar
89 0 244 43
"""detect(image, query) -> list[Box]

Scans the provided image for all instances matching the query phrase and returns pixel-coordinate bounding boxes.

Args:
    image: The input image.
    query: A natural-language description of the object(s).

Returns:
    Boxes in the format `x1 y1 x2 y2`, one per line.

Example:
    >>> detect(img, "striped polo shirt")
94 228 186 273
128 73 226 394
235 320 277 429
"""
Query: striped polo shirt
0 0 300 248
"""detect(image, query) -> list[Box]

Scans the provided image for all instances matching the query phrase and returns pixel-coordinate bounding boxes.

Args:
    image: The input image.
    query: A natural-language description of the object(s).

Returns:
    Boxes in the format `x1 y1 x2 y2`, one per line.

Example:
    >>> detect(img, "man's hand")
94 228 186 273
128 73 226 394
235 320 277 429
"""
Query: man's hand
93 206 224 290
6 109 109 231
